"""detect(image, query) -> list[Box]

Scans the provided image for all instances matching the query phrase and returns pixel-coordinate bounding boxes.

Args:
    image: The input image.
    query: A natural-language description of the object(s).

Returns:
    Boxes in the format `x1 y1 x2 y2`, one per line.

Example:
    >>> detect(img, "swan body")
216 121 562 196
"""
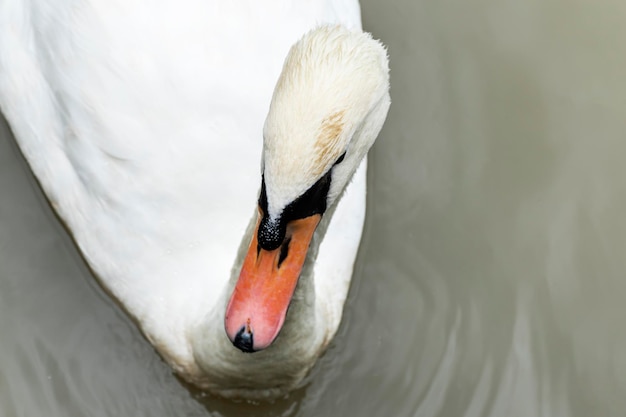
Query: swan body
0 0 390 398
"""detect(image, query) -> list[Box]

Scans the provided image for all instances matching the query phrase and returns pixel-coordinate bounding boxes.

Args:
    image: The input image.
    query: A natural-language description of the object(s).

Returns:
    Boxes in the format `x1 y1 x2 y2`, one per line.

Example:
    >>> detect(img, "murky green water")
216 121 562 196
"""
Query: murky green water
2 0 626 416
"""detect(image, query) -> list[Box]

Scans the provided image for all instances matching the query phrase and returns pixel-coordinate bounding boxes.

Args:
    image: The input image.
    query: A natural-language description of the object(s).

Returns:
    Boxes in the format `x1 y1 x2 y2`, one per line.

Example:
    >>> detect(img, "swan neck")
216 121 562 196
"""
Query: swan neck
188 206 333 393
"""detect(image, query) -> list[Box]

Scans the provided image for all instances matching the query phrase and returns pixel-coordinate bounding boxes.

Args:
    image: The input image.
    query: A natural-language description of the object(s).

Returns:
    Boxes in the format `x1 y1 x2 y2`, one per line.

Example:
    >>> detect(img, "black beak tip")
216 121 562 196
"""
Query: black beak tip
233 325 255 353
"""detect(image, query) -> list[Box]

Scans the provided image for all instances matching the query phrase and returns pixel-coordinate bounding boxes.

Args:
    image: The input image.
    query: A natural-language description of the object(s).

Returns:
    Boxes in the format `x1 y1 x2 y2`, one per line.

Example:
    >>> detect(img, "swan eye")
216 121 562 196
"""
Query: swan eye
334 152 346 166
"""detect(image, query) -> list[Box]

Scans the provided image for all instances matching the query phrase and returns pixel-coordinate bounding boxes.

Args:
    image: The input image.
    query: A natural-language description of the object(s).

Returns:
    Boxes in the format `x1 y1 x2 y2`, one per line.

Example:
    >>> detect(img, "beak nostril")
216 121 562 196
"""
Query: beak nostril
277 237 291 269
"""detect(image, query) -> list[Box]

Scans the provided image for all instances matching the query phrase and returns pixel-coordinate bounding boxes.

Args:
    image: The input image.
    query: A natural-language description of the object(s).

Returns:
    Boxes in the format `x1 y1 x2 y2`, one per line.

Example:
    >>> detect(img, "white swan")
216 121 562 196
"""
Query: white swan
0 0 390 398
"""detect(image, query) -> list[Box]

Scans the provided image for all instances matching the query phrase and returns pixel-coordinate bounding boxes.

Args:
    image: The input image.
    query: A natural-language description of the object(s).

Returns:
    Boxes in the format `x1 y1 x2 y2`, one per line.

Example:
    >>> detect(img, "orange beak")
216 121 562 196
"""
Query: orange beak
224 212 321 352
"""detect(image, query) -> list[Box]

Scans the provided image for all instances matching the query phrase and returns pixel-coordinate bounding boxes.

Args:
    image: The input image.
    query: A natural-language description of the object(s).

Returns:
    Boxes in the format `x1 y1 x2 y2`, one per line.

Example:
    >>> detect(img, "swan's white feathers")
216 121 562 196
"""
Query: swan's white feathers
0 0 388 398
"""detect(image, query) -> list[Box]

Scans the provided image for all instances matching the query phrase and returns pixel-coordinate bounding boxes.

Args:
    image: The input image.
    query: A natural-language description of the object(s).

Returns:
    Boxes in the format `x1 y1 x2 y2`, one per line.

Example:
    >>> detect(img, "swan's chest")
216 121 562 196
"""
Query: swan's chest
2 0 363 380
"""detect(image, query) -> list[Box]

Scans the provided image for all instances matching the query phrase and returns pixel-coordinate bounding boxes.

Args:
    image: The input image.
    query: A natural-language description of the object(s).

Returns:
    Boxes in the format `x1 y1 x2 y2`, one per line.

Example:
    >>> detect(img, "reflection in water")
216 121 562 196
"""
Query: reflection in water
1 0 626 416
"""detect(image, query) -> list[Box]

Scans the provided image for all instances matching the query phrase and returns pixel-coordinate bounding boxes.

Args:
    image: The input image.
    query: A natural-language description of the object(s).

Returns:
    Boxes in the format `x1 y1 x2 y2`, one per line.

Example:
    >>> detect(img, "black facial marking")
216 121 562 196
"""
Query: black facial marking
281 168 332 221
257 153 344 251
259 176 269 215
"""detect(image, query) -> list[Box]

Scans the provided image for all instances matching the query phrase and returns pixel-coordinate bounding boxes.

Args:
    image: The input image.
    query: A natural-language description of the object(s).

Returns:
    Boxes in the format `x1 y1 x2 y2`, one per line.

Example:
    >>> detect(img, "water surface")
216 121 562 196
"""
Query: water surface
2 0 626 416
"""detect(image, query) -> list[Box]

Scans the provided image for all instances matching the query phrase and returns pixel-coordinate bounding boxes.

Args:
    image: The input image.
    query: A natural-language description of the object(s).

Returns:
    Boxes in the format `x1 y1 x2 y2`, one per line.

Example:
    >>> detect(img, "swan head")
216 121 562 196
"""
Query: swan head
225 25 390 352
